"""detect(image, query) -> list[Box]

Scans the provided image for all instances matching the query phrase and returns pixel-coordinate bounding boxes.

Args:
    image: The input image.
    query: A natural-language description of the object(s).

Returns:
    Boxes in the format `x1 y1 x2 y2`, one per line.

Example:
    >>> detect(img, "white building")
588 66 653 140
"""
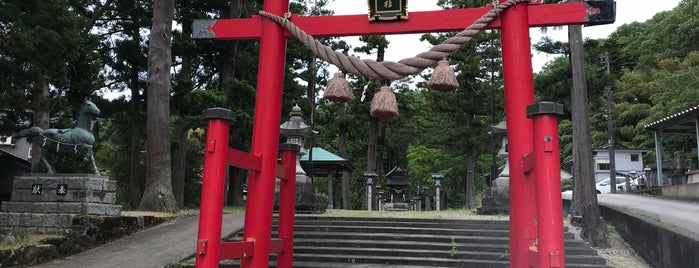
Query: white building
592 142 648 182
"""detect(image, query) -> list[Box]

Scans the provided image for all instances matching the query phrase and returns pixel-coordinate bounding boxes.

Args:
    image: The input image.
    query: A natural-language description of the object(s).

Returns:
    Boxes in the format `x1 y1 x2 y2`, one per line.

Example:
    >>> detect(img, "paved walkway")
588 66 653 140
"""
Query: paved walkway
31 213 244 268
563 193 699 240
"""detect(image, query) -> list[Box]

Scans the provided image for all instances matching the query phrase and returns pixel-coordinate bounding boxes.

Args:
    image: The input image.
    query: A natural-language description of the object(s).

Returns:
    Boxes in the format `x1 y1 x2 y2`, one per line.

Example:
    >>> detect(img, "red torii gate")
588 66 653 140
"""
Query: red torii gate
193 1 615 268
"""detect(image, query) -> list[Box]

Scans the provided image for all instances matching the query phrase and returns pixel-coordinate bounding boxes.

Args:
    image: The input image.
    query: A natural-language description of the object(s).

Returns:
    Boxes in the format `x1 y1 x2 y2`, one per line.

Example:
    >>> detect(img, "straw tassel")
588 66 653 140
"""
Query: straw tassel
428 59 459 91
370 86 399 118
323 72 354 102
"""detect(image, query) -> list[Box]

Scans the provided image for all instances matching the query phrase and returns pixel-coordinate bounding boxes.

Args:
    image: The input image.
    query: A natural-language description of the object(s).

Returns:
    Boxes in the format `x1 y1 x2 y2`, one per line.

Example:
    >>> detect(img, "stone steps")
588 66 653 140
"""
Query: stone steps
200 216 610 268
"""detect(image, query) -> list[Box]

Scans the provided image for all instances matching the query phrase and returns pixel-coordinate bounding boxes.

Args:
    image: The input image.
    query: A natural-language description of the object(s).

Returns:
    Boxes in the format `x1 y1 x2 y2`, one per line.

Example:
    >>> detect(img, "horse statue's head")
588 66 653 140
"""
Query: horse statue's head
81 100 101 119
76 100 101 133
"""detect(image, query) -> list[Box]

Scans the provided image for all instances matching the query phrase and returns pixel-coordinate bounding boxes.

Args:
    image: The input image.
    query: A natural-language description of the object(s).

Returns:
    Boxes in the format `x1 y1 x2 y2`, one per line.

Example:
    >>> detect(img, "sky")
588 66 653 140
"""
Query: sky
325 0 683 72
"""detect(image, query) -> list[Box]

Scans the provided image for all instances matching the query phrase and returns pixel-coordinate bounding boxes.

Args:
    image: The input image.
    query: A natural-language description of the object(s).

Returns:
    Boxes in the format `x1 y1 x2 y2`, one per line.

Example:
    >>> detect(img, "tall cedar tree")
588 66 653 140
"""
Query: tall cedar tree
567 0 607 247
139 0 178 212
353 35 389 210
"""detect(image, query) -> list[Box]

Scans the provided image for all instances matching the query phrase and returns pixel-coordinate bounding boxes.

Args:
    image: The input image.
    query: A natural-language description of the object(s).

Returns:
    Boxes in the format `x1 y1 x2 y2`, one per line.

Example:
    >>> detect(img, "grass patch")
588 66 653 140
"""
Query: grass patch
223 206 246 214
0 234 64 250
320 209 507 220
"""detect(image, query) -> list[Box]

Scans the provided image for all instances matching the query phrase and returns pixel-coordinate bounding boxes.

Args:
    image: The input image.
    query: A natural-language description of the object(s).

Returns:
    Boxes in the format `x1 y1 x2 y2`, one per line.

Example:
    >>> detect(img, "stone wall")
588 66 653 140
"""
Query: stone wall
0 214 167 267
562 198 699 268
662 182 699 200
0 174 121 238
599 205 699 268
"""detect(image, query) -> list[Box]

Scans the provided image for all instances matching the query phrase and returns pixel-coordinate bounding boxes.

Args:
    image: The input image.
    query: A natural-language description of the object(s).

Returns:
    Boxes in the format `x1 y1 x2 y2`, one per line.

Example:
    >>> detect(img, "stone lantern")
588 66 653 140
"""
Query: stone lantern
422 185 431 211
363 171 378 211
431 173 444 211
280 105 313 157
279 105 322 211
478 119 511 215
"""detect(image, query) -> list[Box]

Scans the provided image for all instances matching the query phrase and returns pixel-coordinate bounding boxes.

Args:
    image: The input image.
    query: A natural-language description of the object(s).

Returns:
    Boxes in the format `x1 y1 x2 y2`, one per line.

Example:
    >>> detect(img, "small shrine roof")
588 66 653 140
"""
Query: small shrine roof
301 147 353 175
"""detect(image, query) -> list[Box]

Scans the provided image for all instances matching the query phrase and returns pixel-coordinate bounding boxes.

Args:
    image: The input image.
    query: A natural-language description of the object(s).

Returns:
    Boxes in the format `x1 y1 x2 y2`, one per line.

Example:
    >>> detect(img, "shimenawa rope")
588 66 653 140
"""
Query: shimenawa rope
258 0 524 81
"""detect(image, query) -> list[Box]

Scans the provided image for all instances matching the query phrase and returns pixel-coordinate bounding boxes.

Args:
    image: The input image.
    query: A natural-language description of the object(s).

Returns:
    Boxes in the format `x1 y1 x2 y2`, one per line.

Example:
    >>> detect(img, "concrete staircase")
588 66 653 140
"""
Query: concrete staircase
215 216 610 268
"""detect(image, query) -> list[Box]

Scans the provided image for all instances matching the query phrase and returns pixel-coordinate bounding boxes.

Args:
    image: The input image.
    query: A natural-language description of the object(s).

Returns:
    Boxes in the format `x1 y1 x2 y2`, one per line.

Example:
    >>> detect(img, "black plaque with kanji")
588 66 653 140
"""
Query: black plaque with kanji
56 184 68 196
368 0 408 21
31 184 42 195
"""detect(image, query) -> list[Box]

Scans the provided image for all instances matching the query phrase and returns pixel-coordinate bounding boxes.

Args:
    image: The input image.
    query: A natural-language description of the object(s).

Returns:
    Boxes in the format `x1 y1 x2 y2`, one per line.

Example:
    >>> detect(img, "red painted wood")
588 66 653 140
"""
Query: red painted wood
275 148 297 268
530 109 565 268
218 241 255 260
205 2 594 39
240 0 290 267
227 148 262 172
195 118 230 268
269 238 286 254
499 2 538 267
275 164 288 180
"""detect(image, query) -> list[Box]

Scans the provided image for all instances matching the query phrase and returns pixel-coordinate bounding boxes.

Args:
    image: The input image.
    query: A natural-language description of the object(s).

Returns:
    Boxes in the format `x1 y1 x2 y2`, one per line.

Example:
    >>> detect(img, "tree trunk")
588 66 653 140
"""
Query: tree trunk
220 0 241 92
128 108 142 207
465 152 475 209
227 167 245 206
365 44 386 210
171 7 195 208
464 109 475 209
128 22 144 208
568 22 608 247
365 116 379 210
139 0 177 212
172 125 187 207
337 104 351 209
221 0 243 206
30 77 50 173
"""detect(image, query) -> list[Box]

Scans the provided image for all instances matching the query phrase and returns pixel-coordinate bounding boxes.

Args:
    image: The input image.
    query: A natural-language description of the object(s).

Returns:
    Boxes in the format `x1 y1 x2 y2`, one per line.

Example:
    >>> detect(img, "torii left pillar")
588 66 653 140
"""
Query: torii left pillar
193 1 614 267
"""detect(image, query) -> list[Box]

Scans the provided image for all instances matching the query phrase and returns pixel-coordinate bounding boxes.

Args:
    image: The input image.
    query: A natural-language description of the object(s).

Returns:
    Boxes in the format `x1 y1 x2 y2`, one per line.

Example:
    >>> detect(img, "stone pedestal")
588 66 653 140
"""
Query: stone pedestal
478 137 511 215
294 174 326 213
0 174 121 236
478 178 510 214
383 202 408 211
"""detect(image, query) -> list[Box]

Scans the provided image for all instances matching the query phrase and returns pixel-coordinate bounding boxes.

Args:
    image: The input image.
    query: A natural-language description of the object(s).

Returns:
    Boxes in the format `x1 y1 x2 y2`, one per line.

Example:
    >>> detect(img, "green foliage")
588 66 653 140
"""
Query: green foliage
450 236 459 258
0 0 101 134
561 178 573 192
535 0 699 167
182 128 206 207
406 145 453 196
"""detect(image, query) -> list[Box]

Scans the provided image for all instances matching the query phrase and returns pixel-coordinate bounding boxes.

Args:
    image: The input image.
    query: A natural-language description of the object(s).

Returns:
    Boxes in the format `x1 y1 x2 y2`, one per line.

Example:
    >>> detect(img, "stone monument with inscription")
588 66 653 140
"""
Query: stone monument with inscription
0 101 121 238
0 174 120 237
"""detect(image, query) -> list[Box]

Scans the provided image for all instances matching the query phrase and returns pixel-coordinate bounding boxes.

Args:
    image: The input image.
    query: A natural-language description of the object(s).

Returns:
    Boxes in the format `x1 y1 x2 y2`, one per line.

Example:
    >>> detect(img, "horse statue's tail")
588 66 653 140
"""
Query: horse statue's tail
13 126 44 138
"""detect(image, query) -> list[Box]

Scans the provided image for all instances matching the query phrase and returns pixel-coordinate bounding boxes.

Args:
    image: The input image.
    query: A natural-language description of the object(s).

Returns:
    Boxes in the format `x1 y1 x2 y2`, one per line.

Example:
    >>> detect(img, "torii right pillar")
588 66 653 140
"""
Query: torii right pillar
499 1 572 267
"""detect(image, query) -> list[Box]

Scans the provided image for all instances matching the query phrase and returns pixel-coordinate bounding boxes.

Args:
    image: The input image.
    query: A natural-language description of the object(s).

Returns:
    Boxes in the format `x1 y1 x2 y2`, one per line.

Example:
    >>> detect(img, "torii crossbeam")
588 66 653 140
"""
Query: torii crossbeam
192 1 615 268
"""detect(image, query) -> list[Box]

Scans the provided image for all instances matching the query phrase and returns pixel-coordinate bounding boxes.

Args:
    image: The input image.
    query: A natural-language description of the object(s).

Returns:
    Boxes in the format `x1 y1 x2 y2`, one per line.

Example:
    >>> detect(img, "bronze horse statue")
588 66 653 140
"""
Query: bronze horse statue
14 100 101 174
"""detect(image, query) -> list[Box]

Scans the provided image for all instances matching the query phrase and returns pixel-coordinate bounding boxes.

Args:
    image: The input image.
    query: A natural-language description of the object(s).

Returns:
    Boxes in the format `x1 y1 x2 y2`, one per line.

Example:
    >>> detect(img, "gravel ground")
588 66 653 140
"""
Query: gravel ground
564 219 651 268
